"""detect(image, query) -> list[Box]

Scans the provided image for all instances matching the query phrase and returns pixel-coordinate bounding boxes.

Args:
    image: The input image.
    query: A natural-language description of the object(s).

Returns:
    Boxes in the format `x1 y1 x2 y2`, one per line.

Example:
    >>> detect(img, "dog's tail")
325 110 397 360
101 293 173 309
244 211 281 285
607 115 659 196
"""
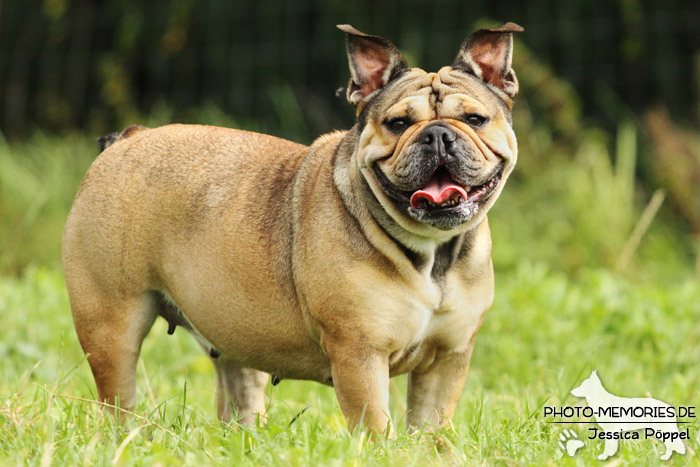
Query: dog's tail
97 124 149 152
97 132 122 152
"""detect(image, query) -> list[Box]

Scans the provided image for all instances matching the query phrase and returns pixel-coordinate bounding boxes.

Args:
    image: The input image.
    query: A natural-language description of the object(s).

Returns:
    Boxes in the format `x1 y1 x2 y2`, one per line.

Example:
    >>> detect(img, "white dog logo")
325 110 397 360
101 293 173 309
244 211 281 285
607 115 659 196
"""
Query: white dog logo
570 370 686 460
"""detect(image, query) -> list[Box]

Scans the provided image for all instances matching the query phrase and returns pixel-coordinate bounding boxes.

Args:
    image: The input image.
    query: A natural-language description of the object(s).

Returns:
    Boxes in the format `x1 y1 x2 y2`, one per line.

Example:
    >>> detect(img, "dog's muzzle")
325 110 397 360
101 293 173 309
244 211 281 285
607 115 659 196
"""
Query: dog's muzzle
372 123 505 229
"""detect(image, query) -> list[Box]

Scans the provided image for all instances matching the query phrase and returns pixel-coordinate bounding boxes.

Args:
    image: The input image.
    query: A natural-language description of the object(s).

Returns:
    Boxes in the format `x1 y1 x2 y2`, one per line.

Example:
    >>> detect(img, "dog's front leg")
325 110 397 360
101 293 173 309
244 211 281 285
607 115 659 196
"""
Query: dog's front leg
598 437 619 460
325 340 391 434
406 348 472 430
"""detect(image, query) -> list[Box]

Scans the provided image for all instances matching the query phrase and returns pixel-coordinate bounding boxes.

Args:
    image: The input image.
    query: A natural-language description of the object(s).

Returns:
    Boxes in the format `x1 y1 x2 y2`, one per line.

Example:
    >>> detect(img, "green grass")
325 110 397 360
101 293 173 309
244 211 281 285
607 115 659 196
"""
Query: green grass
0 265 698 465
1 78 698 463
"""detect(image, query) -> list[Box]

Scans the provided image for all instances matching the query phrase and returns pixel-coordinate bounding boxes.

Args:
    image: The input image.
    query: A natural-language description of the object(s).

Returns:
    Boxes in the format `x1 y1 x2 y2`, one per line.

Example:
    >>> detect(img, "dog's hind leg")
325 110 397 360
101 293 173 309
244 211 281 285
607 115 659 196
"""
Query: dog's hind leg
68 285 158 415
661 437 686 460
213 359 269 426
152 293 270 426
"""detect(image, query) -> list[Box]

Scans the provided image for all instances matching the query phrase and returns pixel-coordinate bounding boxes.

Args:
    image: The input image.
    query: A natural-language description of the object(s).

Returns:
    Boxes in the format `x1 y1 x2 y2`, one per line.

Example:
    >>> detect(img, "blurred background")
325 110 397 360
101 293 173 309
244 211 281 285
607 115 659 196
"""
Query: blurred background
1 3 700 462
1 0 699 279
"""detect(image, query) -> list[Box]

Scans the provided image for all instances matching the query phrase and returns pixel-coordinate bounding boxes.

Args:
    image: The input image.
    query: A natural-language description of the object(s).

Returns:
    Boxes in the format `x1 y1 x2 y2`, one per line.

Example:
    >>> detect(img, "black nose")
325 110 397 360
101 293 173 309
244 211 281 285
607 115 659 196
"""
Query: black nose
419 124 457 159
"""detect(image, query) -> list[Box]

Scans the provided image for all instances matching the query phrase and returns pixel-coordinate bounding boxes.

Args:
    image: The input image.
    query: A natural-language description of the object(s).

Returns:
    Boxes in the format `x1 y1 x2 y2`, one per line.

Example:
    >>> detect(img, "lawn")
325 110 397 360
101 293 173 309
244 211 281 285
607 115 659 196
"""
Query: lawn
0 261 697 465
0 117 698 464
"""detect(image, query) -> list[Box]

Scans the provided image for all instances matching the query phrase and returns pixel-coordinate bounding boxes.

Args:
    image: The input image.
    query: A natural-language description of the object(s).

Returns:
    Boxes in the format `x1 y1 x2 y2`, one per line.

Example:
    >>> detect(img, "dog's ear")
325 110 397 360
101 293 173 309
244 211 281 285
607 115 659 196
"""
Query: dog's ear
453 22 523 98
337 24 408 110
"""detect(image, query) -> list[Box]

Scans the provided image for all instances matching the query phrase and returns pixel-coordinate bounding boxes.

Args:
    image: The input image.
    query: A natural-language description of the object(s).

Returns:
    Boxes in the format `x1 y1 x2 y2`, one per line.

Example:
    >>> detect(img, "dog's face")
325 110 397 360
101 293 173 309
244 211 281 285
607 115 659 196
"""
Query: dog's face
571 370 601 397
340 24 522 236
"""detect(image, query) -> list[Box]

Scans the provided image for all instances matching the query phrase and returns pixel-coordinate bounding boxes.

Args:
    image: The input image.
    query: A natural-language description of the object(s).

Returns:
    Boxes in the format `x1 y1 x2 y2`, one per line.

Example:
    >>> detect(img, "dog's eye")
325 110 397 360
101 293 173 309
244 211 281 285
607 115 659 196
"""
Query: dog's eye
385 117 411 133
463 114 488 128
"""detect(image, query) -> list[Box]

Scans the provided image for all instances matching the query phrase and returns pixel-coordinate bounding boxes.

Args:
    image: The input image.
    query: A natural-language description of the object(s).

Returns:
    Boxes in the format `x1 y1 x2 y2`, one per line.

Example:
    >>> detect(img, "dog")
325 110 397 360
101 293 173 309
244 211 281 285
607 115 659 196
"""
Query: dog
62 23 522 433
571 371 687 460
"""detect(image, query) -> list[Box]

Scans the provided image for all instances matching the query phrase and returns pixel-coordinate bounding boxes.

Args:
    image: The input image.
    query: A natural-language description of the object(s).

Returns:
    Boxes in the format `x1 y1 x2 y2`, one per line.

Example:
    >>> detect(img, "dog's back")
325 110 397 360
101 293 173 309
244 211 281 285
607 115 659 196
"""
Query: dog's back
64 124 308 313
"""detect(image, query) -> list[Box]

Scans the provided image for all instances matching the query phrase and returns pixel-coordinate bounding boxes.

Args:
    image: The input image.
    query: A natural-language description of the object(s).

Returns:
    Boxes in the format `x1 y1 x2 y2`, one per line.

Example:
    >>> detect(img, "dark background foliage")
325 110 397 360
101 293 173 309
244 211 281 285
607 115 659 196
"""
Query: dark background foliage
1 0 699 140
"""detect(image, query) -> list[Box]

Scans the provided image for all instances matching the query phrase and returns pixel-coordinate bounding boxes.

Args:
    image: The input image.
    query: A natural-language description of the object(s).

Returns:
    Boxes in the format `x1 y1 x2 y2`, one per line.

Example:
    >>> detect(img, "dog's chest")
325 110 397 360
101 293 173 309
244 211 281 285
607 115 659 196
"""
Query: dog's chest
385 254 493 374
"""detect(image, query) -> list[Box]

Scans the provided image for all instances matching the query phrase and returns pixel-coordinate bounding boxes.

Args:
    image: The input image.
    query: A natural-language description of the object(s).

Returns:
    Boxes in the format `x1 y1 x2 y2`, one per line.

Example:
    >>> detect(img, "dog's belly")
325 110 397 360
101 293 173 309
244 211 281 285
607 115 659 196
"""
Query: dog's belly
157 256 336 383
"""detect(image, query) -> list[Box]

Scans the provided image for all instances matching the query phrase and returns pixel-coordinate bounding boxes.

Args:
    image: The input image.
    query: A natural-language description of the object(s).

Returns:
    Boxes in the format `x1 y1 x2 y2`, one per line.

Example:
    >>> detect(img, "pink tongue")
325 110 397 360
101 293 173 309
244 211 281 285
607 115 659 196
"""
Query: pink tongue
410 171 468 209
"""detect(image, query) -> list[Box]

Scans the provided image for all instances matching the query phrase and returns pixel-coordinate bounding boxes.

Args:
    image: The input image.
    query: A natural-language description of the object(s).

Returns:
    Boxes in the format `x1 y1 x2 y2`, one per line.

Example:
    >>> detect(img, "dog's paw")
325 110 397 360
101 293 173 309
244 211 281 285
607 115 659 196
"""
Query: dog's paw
559 429 584 457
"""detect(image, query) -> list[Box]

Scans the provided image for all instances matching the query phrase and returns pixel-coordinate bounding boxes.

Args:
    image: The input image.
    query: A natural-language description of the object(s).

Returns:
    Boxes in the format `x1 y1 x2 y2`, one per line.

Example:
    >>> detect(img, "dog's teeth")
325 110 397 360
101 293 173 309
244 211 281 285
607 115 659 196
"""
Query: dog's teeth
423 196 466 208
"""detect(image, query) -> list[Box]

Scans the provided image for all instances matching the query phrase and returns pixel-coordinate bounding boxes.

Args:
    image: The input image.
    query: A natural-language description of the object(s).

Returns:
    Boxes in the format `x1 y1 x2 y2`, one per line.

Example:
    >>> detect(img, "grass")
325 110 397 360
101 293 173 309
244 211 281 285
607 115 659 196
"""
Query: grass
0 133 96 274
1 77 699 463
0 263 698 465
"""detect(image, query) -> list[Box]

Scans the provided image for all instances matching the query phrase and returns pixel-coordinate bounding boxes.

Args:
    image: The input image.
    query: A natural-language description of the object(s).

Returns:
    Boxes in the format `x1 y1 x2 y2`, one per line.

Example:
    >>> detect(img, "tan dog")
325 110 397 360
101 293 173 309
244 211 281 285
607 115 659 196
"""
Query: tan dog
63 23 522 433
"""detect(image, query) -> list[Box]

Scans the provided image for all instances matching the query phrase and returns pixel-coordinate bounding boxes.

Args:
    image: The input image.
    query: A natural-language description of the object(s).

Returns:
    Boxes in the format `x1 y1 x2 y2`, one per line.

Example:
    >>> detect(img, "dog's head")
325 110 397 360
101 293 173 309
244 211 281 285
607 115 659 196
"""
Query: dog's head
571 370 602 398
339 23 522 238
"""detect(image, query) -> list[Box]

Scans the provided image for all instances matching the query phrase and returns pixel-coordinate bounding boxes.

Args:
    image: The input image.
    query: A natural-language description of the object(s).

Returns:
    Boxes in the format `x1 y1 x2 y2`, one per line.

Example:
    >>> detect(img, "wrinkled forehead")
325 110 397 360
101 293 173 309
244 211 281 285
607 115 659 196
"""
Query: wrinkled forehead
366 66 511 122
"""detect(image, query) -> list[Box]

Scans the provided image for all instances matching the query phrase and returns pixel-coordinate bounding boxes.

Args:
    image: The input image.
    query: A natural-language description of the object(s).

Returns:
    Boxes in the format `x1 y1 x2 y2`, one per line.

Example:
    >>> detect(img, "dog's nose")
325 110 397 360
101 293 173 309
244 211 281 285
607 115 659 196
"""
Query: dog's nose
419 124 457 160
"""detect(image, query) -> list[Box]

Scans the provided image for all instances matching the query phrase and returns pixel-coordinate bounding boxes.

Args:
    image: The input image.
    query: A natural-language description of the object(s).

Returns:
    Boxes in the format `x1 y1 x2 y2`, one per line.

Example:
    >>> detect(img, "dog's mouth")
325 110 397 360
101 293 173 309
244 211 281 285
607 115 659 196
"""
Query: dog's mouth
373 163 503 215
408 166 501 210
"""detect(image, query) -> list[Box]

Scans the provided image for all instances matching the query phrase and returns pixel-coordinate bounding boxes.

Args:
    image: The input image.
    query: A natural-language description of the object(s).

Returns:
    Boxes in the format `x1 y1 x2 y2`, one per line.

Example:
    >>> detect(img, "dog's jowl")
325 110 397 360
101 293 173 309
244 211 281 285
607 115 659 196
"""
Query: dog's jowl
62 23 523 433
